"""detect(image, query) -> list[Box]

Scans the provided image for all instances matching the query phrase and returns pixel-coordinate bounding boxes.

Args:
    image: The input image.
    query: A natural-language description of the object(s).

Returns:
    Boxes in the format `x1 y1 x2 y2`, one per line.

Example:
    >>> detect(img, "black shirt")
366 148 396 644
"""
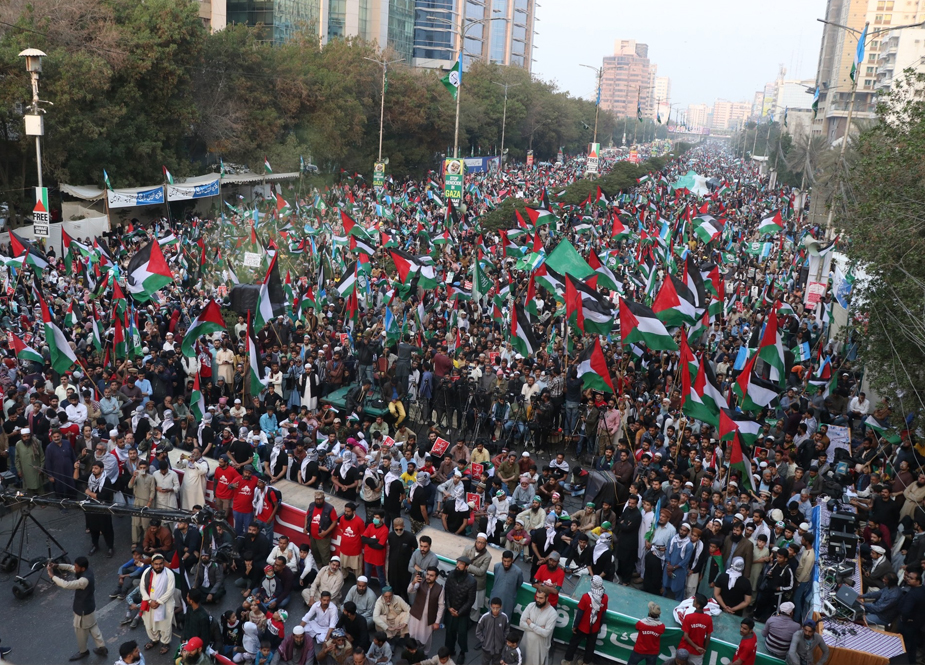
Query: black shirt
713 573 753 609
228 439 253 465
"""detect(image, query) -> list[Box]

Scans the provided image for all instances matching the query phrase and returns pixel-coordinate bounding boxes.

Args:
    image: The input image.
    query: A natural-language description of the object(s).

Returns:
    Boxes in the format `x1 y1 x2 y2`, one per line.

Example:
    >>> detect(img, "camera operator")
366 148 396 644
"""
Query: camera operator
434 373 456 429
532 392 555 450
504 396 529 445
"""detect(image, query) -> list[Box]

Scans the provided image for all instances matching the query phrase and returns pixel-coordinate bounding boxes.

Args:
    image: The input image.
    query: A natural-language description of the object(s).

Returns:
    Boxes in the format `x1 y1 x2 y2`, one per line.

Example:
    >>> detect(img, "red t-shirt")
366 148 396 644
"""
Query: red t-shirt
575 592 609 633
634 620 666 655
308 505 337 539
335 515 365 556
534 564 566 607
681 612 714 650
214 466 241 500
733 633 757 665
362 523 389 566
231 476 259 514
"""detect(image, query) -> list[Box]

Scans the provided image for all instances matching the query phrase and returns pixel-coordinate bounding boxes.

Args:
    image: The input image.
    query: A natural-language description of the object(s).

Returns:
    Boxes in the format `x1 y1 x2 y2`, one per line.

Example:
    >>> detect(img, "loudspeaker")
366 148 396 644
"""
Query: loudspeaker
830 512 857 534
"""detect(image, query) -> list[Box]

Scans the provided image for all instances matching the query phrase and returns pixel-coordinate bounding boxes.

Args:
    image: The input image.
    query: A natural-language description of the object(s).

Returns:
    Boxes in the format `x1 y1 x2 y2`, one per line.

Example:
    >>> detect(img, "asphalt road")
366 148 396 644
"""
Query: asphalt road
0 444 584 665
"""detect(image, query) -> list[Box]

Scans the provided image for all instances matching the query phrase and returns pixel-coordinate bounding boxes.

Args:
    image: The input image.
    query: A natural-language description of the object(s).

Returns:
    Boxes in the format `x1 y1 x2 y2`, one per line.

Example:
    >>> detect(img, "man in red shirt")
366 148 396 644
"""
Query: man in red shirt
230 465 259 539
731 618 757 665
361 509 389 586
680 593 713 665
334 501 365 578
304 491 338 567
212 455 240 521
532 550 566 607
628 601 666 665
563 574 609 665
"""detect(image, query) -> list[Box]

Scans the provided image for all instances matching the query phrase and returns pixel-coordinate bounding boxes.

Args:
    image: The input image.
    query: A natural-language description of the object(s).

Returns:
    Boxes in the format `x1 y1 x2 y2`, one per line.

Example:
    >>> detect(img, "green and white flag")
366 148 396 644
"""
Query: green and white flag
441 54 462 100
247 333 268 396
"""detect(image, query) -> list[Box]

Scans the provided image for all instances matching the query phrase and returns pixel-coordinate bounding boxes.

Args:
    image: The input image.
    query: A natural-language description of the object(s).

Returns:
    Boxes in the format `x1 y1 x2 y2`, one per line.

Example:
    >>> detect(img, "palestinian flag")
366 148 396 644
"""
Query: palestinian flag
727 432 754 491
162 166 174 185
565 275 614 335
652 275 698 327
719 408 762 446
63 302 79 328
247 329 268 396
611 214 631 241
806 357 835 396
510 303 539 357
181 300 226 357
113 316 127 358
264 156 273 174
534 264 565 300
619 298 678 351
864 416 902 445
447 284 472 301
335 261 358 298
190 373 206 422
254 254 282 333
691 215 723 244
90 305 103 352
758 210 784 235
390 249 439 289
525 206 555 228
733 352 780 412
757 309 787 384
39 294 77 375
684 255 707 312
126 241 174 301
587 250 620 291
9 230 49 272
576 337 615 393
9 332 43 364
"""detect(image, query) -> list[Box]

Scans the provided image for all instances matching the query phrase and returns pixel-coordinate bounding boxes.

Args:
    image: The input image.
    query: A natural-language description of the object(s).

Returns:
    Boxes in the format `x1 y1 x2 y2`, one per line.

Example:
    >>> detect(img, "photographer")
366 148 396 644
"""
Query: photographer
503 396 529 444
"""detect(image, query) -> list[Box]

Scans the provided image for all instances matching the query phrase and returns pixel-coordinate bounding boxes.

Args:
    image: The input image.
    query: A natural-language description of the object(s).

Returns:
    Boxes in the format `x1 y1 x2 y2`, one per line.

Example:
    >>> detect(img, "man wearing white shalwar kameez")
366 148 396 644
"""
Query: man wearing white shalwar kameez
637 501 656 575
176 451 208 510
518 591 558 665
139 554 176 653
406 569 445 652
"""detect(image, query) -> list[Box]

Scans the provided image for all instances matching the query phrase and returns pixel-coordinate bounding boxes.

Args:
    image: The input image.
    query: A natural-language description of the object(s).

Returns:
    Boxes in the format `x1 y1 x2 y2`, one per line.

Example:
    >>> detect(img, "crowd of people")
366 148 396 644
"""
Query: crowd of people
1 141 923 665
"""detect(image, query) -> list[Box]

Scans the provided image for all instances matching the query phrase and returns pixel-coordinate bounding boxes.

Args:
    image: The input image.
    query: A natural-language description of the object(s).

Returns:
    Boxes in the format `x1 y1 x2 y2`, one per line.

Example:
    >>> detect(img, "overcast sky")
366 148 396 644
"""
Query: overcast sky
533 0 826 108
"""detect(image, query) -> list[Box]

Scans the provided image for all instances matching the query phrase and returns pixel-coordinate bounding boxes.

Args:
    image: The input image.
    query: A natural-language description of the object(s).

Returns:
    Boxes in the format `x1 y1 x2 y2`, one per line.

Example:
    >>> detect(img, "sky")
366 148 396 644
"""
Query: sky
533 0 826 109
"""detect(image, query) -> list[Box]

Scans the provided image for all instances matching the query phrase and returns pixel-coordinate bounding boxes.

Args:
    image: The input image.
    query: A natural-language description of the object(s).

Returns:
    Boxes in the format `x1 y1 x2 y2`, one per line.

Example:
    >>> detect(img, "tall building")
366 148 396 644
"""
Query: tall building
411 0 536 72
874 25 925 94
652 75 671 122
710 99 751 130
600 40 653 119
686 103 711 130
752 91 765 120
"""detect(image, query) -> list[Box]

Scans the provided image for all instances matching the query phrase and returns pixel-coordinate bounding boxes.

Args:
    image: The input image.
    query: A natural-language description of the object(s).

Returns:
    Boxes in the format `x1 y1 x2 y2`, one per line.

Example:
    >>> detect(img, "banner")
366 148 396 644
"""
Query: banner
373 162 386 189
526 150 534 168
587 142 600 175
444 158 465 201
167 178 220 202
107 187 165 209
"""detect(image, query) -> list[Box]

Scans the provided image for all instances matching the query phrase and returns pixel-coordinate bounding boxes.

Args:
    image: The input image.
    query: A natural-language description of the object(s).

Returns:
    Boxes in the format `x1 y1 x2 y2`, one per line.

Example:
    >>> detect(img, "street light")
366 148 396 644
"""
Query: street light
18 48 47 190
579 63 602 145
363 55 404 162
492 80 521 162
431 12 510 157
816 17 925 232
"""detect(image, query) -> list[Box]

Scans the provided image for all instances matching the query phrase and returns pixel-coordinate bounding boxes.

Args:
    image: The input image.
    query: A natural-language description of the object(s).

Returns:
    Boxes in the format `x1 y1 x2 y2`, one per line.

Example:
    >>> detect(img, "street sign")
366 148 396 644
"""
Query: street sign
32 199 49 238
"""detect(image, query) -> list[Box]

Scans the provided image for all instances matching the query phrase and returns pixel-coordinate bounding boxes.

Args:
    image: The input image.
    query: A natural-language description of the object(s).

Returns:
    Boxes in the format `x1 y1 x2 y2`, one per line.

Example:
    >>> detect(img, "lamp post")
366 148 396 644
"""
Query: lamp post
492 80 521 163
432 12 510 158
18 48 47 190
363 55 404 162
579 63 602 145
816 17 925 232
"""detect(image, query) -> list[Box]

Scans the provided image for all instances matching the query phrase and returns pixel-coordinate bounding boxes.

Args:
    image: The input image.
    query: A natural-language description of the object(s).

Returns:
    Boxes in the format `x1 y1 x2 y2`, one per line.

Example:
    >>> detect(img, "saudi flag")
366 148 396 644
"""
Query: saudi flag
757 309 786 384
264 156 273 174
39 295 77 375
441 54 462 100
692 215 723 243
9 332 43 364
652 275 698 327
618 298 678 351
510 303 539 357
182 300 227 357
544 240 595 281
758 210 784 235
191 373 206 422
126 241 174 301
472 261 489 302
577 337 615 393
247 332 268 396
162 166 174 185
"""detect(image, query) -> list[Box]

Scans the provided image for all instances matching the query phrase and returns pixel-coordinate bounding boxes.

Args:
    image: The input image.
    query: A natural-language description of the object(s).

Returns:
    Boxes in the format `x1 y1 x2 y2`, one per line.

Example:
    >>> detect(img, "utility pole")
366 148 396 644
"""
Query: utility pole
364 55 404 162
492 80 521 162
579 64 602 145
18 49 48 189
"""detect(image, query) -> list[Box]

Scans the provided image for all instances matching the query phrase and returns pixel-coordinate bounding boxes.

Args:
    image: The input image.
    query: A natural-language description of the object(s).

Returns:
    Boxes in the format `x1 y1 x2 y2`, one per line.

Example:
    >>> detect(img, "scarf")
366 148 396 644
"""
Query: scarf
726 556 746 589
544 515 557 550
588 575 605 625
339 451 357 479
384 462 402 497
409 472 431 504
593 533 612 563
486 505 499 537
269 442 284 473
668 532 691 559
88 472 105 494
253 484 270 513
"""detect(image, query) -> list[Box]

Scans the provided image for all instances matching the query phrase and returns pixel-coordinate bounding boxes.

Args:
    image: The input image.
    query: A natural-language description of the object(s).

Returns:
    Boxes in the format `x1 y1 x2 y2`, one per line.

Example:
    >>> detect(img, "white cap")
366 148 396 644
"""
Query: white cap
109 429 119 438
871 545 886 555
476 532 487 541
522 451 530 457
330 555 341 562
20 428 30 435
292 626 305 636
235 399 242 404
799 522 811 531
357 576 368 583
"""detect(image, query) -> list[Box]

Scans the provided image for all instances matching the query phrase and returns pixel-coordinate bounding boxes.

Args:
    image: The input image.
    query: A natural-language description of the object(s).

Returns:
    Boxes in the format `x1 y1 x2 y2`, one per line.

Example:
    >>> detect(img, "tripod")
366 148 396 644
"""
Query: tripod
0 504 70 599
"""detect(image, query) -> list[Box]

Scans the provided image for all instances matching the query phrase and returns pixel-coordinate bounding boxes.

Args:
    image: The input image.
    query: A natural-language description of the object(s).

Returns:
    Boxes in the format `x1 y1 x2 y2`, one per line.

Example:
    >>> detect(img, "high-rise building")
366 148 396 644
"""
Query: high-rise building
652 75 671 121
710 99 751 130
874 25 925 94
752 91 765 120
411 0 536 72
600 40 653 119
686 103 711 130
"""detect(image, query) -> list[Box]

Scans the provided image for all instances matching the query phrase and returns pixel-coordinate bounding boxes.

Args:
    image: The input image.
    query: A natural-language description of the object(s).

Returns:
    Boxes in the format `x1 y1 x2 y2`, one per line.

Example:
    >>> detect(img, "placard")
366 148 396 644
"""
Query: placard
466 492 482 511
443 158 465 202
470 462 484 478
825 424 851 463
430 437 450 457
243 252 262 268
806 281 827 306
381 435 395 448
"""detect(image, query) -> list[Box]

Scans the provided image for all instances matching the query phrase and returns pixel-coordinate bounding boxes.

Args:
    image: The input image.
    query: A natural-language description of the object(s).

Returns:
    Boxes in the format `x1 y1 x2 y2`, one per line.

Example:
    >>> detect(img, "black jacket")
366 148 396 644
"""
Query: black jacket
444 570 476 614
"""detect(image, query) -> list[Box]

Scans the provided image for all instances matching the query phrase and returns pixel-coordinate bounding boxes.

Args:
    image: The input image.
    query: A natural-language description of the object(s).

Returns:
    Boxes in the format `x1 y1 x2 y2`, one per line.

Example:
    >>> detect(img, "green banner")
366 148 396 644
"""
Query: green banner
373 162 386 189
444 158 465 202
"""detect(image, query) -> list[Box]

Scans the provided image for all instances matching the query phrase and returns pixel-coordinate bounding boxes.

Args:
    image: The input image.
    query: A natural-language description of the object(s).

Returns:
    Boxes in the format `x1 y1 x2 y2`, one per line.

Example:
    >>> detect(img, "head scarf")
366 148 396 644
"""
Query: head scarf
339 450 357 479
269 439 285 472
242 622 260 655
669 524 692 558
593 532 612 564
544 512 558 550
384 461 402 497
589 575 606 625
726 556 745 589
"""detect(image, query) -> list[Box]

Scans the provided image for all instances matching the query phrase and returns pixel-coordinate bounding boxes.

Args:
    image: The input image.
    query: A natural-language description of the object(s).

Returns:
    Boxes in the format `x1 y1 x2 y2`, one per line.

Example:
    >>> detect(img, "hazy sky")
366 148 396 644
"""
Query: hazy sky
533 0 826 108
